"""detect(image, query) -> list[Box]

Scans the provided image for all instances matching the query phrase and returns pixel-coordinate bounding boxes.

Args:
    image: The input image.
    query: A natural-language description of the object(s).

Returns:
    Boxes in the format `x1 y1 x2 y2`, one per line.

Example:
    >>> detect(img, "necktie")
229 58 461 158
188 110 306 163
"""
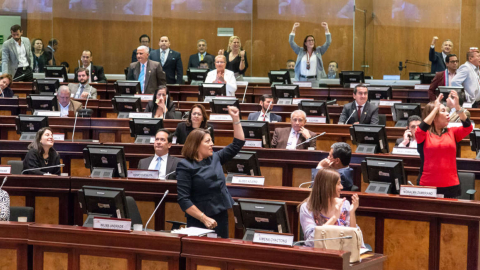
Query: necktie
200 54 204 61
161 51 166 66
154 156 161 172
357 106 362 122
139 64 145 94
76 85 84 98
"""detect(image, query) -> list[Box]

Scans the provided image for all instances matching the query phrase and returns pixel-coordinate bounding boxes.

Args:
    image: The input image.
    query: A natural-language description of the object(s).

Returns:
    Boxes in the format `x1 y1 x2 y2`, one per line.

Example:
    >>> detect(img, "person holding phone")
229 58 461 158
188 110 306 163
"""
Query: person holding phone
395 115 422 148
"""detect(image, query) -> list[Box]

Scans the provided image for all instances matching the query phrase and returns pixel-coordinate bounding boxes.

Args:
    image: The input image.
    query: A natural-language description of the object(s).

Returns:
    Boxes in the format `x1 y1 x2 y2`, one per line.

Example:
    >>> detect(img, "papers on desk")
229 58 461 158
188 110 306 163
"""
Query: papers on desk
171 227 214 236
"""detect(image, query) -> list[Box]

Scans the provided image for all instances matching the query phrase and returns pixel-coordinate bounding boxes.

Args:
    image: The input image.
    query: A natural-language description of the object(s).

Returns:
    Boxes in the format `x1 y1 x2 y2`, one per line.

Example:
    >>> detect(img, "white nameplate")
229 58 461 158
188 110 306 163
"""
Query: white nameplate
277 98 292 105
0 165 12 175
252 232 294 246
391 147 419 156
236 81 249 86
292 98 314 105
129 112 152 119
244 140 262 148
93 217 131 231
463 102 473 108
45 77 64 83
306 116 326 123
293 81 312 88
209 114 232 121
34 111 61 117
400 185 437 198
414 84 430 90
448 122 475 128
379 100 402 106
149 136 156 143
231 176 265 186
127 169 159 179
203 96 214 103
350 83 359 89
134 94 154 101
53 133 65 141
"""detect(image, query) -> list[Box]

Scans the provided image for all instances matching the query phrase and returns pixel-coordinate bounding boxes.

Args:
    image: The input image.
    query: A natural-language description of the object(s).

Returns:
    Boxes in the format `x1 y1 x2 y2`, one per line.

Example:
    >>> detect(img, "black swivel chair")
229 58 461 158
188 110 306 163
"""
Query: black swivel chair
378 114 386 126
7 160 23 174
125 196 142 226
10 206 34 222
458 172 476 200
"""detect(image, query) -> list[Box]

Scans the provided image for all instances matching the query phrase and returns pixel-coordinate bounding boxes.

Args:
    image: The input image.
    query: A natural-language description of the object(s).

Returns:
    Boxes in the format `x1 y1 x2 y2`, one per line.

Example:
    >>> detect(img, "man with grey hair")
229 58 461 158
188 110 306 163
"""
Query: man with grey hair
271 109 316 149
127 45 166 94
316 142 353 190
56 85 82 117
188 39 214 69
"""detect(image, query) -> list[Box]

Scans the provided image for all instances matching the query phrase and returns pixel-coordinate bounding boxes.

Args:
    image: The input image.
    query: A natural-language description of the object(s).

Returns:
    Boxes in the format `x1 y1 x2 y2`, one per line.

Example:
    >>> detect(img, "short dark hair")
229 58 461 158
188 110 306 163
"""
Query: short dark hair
60 62 69 68
160 36 169 41
259 94 273 102
10 25 22 32
445 54 457 63
331 142 351 166
82 50 92 57
287 59 295 64
139 34 150 43
76 68 89 77
302 35 315 51
181 129 211 161
329 61 338 68
198 60 208 66
353 83 368 94
407 115 422 127
48 39 58 46
186 104 208 129
155 128 172 143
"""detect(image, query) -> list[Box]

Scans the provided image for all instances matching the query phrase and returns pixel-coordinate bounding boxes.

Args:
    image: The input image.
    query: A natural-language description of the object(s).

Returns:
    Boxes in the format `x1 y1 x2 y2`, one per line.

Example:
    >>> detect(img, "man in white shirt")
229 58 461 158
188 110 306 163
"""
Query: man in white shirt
247 94 282 122
56 86 82 117
137 129 181 180
1 24 33 81
271 110 316 150
395 115 421 148
451 48 480 107
68 68 97 99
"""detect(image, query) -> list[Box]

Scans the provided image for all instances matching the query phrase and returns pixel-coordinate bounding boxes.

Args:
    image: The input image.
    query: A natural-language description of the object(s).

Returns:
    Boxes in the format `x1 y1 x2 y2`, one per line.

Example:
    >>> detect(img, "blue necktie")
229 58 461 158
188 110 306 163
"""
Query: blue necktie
139 64 145 93
161 51 166 66
154 156 161 171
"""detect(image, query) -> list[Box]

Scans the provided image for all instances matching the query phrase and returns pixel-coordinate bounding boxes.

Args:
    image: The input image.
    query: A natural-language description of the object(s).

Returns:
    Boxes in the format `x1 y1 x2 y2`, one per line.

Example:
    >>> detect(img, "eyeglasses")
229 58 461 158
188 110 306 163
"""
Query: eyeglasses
215 61 225 64
449 60 459 63
291 118 304 123
306 39 315 42
192 112 202 116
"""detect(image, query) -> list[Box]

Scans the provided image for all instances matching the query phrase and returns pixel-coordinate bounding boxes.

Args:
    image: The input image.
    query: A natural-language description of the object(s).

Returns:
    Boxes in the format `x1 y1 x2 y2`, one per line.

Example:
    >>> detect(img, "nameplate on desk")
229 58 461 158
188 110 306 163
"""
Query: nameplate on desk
45 77 63 83
93 217 131 231
349 83 370 89
253 232 294 246
306 116 326 123
128 112 152 119
292 98 314 105
134 94 154 101
400 185 437 198
149 136 156 143
391 147 419 156
293 81 312 88
379 100 402 106
236 81 249 87
53 133 65 141
244 139 262 148
0 165 11 175
34 111 61 117
127 169 159 179
231 175 265 186
209 114 232 121
414 84 430 90
463 102 473 108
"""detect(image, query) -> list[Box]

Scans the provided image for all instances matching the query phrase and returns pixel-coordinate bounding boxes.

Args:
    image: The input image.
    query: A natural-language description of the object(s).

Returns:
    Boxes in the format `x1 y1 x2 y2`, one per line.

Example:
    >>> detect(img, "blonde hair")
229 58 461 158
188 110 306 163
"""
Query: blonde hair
226 36 242 53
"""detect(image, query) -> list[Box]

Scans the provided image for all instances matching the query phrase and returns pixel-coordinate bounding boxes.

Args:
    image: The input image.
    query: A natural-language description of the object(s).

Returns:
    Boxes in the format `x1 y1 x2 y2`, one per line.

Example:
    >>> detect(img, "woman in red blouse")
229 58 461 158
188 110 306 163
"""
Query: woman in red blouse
416 90 472 198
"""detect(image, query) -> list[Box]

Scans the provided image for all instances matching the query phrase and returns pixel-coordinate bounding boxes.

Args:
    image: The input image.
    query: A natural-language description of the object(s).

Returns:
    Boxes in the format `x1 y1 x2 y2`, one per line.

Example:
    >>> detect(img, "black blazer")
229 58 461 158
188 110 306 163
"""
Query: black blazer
23 148 61 175
131 47 152 63
338 101 379 125
44 46 56 66
224 51 248 75
149 49 183 84
429 47 446 73
144 100 176 119
188 53 214 70
1 87 14 98
74 63 107 83
137 154 181 180
174 122 215 144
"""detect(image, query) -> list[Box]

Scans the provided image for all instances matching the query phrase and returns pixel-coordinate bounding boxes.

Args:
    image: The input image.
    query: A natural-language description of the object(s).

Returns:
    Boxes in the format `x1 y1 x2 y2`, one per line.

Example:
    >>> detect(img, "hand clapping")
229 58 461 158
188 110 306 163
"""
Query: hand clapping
350 194 359 212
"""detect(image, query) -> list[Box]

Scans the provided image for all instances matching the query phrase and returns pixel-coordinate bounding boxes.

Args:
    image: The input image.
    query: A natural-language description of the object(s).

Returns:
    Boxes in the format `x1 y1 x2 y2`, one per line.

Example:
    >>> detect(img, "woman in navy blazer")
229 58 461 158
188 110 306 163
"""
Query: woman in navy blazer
177 106 245 238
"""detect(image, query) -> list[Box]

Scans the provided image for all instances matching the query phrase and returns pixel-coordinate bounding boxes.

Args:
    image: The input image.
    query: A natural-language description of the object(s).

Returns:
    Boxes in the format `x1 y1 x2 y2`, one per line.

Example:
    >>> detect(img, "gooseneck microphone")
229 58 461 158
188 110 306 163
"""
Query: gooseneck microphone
344 109 356 124
296 132 326 147
144 190 169 231
0 176 7 189
21 164 65 174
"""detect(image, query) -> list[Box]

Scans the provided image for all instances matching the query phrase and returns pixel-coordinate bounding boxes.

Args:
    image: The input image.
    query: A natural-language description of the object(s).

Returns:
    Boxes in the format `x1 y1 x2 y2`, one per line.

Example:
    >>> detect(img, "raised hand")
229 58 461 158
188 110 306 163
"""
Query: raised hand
292 22 300 33
227 106 240 120
350 194 359 212
300 127 311 139
432 36 438 46
240 50 245 58
218 49 225 56
318 158 333 168
435 93 443 110
448 90 460 109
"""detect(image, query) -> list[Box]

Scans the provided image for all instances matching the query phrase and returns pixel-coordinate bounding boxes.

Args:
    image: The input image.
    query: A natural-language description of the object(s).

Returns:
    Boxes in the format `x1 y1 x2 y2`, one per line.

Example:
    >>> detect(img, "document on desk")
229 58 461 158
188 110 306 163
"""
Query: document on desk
171 227 214 236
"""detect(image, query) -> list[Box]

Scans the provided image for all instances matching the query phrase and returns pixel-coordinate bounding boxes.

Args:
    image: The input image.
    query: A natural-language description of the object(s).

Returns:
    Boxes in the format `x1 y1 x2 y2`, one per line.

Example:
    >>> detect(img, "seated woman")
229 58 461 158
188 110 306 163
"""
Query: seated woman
174 104 215 144
23 127 61 175
144 85 176 119
299 169 362 247
0 74 14 98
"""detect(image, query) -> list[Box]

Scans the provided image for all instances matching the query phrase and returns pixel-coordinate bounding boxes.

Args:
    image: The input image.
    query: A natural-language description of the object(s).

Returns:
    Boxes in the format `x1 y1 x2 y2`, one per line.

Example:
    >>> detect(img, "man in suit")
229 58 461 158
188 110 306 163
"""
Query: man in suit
247 94 282 122
56 86 82 117
271 110 316 150
137 129 181 180
428 54 459 101
429 36 453 73
149 36 183 84
131 34 152 63
44 39 59 66
74 50 107 83
1 24 33 82
127 46 167 94
316 142 354 191
395 115 421 148
327 61 339 79
452 48 480 106
68 68 97 99
188 39 214 70
338 84 379 125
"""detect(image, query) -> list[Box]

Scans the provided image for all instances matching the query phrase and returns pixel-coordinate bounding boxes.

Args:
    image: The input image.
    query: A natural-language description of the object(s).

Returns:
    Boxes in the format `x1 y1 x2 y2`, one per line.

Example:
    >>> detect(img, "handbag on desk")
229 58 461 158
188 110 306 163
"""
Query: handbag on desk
0 189 10 221
314 225 363 263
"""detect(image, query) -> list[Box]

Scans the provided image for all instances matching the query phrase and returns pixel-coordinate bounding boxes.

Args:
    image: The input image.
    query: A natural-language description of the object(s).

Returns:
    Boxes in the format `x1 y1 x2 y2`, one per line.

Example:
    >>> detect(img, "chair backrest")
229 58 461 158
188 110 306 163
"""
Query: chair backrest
173 111 183 119
7 160 23 175
378 114 386 126
458 172 475 200
126 196 143 226
9 206 34 222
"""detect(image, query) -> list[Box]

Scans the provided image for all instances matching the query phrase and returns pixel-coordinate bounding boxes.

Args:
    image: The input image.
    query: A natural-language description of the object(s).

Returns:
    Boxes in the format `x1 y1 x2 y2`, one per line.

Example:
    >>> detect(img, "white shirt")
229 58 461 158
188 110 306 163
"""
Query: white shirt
355 101 365 116
398 139 417 148
204 69 237 96
59 102 69 117
15 40 29 67
286 128 301 150
257 111 270 122
148 153 168 179
161 48 170 66
300 52 317 77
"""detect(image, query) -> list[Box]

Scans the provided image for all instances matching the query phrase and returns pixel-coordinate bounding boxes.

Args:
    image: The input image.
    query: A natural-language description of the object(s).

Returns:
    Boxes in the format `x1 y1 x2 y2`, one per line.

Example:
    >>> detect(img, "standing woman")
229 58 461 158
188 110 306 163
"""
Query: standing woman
144 85 176 119
218 36 248 80
23 127 61 175
174 104 215 144
177 106 245 238
289 22 331 83
31 38 52 73
416 90 472 198
0 74 14 98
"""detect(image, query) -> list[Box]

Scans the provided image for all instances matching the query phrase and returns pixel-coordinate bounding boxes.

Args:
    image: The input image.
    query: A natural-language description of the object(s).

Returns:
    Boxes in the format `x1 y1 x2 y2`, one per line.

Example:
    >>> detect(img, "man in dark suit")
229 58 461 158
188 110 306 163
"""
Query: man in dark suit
395 115 422 148
271 110 316 149
44 38 59 66
247 94 282 122
429 36 453 73
74 50 107 83
327 61 339 79
428 54 458 101
188 39 214 70
338 84 379 125
149 36 183 84
316 142 354 191
131 34 152 63
137 129 181 180
127 46 166 94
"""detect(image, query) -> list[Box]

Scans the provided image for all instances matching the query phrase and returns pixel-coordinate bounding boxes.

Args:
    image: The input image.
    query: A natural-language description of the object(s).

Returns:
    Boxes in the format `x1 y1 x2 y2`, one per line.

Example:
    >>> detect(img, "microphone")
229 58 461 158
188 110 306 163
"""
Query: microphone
408 181 415 186
144 190 169 231
72 111 79 142
21 164 65 174
262 101 272 121
0 176 7 190
298 181 313 188
161 170 176 180
84 88 92 109
78 60 81 68
13 73 26 82
296 132 326 147
241 83 248 103
398 61 403 72
292 236 353 246
164 94 168 119
344 109 356 124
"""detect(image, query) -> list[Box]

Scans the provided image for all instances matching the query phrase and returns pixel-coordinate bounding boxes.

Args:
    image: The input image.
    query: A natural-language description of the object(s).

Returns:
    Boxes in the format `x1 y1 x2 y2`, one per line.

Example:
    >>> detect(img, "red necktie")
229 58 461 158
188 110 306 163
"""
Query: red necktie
357 106 362 122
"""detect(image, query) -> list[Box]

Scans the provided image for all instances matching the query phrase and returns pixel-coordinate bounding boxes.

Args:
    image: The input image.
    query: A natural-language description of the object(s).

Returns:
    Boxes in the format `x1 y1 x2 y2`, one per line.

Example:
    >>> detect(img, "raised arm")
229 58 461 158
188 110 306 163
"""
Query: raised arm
424 94 442 125
318 22 332 55
289 22 302 54
429 36 438 61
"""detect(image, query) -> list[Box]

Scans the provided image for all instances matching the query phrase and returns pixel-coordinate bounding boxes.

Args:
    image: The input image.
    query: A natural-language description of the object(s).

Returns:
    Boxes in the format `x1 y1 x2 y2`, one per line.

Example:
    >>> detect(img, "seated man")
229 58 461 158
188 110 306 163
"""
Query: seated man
338 84 379 125
205 55 237 96
73 50 107 83
56 85 82 117
137 129 181 180
286 59 295 70
316 142 353 191
247 94 282 122
395 115 421 148
271 110 316 150
198 60 209 70
68 68 97 99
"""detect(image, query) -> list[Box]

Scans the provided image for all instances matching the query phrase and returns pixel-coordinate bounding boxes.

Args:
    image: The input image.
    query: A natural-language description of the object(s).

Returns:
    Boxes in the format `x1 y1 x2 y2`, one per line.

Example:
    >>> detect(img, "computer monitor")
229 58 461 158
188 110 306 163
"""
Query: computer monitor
409 72 422 80
436 86 465 106
45 66 68 82
210 98 241 115
112 96 142 118
339 71 365 87
271 84 300 104
83 145 128 178
420 73 435 84
361 157 406 194
268 70 292 85
77 185 129 227
469 129 480 158
187 68 208 84
26 94 58 113
33 79 60 95
15 115 49 141
233 199 291 241
391 103 421 127
129 118 164 144
367 86 393 101
223 151 261 177
114 80 141 95
241 121 271 148
280 68 295 79
298 100 330 123
350 124 389 154
200 83 226 101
